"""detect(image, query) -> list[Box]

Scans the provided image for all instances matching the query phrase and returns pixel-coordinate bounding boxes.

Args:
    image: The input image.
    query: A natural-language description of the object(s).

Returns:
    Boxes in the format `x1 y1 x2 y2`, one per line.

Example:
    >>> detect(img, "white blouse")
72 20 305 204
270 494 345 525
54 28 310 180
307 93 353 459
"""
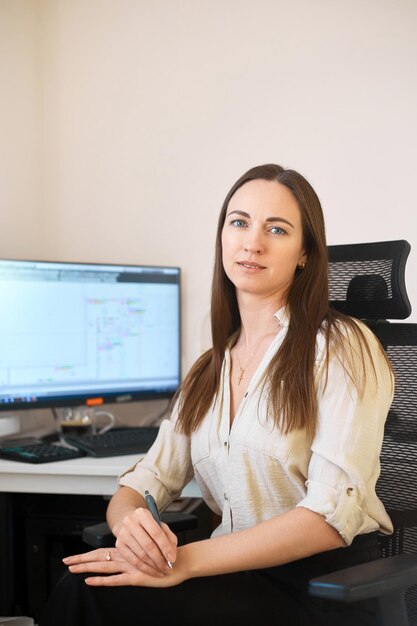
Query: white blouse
119 308 394 546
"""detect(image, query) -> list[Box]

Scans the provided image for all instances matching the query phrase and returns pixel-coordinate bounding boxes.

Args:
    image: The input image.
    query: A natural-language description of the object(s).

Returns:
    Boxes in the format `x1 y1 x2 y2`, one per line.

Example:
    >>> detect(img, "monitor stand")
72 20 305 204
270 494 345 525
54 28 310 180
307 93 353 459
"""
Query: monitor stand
0 414 20 438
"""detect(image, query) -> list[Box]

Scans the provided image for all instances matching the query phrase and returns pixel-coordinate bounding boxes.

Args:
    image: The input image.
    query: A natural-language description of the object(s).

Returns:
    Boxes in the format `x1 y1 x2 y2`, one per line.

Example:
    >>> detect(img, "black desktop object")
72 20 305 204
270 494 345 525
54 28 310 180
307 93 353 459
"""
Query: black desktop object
0 425 161 462
62 424 160 456
0 438 86 463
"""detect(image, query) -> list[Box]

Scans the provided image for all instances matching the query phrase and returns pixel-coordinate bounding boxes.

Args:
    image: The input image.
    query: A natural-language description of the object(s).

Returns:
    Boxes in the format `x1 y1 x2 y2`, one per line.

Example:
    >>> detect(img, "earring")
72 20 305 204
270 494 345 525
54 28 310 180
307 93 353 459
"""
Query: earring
298 261 306 270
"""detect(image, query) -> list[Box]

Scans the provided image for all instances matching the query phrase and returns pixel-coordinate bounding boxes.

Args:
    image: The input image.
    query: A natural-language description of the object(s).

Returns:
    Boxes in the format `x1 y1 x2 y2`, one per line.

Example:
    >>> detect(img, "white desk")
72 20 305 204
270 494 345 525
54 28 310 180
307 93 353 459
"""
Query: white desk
0 455 200 497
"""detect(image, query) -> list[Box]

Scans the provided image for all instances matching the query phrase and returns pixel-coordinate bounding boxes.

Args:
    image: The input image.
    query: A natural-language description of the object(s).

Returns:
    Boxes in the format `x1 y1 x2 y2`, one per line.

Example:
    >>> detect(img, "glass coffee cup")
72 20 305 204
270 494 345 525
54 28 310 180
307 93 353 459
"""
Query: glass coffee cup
56 408 115 438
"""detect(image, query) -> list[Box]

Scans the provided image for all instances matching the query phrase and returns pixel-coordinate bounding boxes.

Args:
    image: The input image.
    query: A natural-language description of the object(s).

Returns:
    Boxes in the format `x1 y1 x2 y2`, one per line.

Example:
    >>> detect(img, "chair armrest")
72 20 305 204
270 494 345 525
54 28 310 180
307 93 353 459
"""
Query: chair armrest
162 511 199 532
309 554 417 602
82 522 114 548
82 512 199 548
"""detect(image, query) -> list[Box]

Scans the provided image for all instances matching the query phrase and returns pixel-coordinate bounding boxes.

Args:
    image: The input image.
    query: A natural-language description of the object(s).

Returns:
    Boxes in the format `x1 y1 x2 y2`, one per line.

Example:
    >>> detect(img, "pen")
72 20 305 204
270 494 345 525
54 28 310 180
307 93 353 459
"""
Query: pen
144 490 173 569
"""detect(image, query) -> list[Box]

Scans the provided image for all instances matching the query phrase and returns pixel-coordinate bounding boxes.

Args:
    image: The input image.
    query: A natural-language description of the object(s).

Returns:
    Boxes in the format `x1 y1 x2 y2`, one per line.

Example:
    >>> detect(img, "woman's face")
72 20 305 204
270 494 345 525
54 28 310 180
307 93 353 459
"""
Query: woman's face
221 179 307 305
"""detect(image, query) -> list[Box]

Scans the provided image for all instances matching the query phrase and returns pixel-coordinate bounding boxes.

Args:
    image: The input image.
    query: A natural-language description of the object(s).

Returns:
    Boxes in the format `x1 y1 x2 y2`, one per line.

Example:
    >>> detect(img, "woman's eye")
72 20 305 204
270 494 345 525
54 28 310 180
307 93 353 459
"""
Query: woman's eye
231 219 247 228
269 226 286 235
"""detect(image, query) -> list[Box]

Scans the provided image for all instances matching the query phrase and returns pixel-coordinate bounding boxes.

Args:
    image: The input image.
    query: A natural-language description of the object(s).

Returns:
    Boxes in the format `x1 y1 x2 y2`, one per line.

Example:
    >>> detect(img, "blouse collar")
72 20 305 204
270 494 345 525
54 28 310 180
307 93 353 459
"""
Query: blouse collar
274 305 290 328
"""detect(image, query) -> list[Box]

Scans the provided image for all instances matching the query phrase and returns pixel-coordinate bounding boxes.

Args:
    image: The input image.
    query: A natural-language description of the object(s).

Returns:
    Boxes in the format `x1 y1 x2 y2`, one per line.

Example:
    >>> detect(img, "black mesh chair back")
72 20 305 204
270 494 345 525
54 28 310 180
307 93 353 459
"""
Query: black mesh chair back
328 239 417 624
372 323 417 625
328 239 411 320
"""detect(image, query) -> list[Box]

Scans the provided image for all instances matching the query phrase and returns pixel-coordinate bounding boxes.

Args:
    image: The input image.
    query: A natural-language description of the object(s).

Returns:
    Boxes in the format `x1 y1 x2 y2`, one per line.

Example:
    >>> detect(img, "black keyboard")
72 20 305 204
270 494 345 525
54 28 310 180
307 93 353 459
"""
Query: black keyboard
0 441 86 464
63 426 159 457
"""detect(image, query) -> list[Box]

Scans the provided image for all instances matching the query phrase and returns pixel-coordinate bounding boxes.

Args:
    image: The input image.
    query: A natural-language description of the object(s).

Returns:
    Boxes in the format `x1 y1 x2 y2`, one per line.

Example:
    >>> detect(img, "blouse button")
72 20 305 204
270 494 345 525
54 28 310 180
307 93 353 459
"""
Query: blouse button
224 493 228 501
224 441 228 447
346 487 355 496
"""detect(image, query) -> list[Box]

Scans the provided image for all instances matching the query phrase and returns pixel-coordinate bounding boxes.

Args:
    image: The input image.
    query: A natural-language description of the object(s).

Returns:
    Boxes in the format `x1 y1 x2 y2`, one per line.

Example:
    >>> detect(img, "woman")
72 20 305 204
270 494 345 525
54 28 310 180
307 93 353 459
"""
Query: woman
40 164 394 626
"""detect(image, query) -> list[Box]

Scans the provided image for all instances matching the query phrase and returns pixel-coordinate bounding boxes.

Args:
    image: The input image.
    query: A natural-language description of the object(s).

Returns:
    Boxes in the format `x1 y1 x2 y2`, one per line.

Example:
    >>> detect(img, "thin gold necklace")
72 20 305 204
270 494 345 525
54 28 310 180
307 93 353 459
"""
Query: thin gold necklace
234 322 280 385
235 343 262 385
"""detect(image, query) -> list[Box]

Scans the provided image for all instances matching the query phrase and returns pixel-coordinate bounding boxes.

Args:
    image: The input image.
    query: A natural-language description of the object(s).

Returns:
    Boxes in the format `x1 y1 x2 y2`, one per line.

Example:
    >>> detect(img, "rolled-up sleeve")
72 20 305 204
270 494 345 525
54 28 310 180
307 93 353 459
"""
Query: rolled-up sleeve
296 324 394 545
118 408 194 510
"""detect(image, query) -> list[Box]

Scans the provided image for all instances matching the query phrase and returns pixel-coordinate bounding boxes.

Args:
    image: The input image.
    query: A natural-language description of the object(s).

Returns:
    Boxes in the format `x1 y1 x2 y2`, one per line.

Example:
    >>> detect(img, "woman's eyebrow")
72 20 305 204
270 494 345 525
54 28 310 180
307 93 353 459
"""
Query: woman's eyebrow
227 210 294 229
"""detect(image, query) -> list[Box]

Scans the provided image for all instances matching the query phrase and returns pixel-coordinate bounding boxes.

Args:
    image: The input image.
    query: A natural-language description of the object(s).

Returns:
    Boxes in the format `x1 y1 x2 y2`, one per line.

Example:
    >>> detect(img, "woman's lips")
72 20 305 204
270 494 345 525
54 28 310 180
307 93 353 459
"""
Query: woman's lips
237 261 266 271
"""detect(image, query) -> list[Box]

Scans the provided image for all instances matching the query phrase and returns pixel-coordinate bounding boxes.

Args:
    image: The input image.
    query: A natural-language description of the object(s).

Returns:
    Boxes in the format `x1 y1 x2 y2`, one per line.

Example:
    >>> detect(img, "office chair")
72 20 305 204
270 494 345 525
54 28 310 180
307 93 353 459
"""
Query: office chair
309 240 417 626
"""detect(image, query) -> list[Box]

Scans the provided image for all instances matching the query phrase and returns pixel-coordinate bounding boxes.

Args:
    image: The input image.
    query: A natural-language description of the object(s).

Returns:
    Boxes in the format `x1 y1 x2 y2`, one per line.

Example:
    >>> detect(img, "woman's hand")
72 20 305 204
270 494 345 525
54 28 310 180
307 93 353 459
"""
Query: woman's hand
112 506 178 576
63 547 185 588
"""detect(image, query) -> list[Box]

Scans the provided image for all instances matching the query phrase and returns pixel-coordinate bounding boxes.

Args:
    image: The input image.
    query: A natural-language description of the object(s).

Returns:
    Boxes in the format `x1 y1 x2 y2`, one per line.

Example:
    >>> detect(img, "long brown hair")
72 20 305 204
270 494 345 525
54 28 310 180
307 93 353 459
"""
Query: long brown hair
175 164 387 436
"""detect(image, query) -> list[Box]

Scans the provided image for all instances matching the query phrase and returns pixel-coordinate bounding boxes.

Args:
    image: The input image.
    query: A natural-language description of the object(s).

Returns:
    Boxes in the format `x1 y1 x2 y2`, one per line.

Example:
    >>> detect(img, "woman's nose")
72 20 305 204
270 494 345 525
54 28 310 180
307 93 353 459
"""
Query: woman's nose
244 229 264 254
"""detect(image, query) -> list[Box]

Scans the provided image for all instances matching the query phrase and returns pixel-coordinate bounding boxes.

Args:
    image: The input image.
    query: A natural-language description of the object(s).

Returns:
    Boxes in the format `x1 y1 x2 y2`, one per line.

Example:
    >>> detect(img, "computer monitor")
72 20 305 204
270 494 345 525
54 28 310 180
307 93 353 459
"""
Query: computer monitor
0 258 181 412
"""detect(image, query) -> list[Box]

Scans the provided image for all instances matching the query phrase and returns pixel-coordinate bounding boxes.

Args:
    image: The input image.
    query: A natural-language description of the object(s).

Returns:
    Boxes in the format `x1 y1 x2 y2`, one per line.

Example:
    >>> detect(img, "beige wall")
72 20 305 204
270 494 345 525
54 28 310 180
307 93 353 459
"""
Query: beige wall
0 0 42 257
1 0 417 379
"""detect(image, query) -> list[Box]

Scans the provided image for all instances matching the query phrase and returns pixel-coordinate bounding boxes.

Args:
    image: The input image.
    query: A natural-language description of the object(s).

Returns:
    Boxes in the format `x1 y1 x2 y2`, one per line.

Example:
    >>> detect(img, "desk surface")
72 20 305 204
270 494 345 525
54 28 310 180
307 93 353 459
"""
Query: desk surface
0 454 200 497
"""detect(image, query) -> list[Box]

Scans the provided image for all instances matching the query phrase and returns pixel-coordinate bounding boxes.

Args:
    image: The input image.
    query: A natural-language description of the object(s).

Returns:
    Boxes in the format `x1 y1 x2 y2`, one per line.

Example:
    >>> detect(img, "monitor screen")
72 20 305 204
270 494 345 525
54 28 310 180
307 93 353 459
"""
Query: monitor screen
0 258 181 411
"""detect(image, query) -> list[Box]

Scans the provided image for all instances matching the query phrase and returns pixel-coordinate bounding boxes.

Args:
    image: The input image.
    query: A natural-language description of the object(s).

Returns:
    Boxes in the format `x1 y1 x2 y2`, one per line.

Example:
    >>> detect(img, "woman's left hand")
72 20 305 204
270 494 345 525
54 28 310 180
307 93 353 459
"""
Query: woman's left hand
63 547 186 588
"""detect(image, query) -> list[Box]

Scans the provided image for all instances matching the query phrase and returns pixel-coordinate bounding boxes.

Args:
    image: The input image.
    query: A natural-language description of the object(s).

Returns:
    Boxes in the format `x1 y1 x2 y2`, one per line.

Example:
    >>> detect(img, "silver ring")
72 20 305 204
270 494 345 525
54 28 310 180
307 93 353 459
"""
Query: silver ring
105 551 111 561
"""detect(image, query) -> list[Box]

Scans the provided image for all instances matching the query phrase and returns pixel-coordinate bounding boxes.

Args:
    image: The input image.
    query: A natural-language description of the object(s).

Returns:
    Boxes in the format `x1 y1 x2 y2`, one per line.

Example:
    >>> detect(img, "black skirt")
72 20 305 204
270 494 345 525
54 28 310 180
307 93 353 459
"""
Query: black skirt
39 532 381 626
